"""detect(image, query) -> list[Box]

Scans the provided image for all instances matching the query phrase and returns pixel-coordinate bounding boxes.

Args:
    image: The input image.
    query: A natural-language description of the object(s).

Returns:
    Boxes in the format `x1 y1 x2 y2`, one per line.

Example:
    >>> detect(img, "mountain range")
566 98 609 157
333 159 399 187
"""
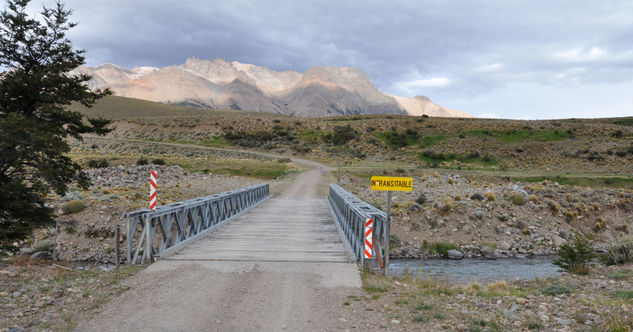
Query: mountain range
73 57 473 118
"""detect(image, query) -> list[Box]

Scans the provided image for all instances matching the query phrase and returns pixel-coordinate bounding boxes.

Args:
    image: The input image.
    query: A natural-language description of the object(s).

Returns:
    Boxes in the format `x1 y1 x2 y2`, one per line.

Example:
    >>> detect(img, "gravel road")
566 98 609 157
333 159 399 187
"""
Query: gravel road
75 164 361 332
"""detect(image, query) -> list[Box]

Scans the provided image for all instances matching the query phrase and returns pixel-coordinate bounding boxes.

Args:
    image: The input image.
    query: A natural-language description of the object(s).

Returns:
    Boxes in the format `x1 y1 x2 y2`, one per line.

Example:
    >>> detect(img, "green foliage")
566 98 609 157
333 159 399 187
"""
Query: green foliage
418 150 497 166
554 231 595 274
613 118 633 126
605 270 633 280
0 0 111 244
86 158 109 168
64 200 85 214
604 236 633 265
467 129 572 143
428 242 459 257
323 125 356 146
527 321 542 330
136 156 149 165
415 193 428 204
151 158 166 165
508 193 526 205
513 175 633 189
614 291 633 300
378 128 419 148
541 285 571 296
419 135 445 147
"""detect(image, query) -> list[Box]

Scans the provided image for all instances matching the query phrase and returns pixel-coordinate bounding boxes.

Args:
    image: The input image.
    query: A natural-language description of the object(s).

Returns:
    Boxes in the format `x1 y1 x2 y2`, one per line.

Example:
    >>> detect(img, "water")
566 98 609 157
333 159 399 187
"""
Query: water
387 256 562 283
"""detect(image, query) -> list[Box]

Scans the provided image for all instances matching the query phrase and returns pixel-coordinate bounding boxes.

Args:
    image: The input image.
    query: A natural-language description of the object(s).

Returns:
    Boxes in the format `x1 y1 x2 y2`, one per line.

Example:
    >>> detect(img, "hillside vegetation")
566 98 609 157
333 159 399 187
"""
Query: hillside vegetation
74 96 633 188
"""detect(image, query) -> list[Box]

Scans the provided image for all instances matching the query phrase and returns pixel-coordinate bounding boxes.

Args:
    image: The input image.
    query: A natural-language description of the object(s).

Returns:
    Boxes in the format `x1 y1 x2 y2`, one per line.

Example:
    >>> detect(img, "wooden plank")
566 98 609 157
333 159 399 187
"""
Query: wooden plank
169 197 350 263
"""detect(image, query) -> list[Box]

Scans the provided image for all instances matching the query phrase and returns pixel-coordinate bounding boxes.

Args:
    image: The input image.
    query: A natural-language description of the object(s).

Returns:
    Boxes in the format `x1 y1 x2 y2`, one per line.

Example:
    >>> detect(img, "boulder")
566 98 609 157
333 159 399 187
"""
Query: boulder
32 239 54 253
18 247 33 256
480 246 499 259
552 234 566 247
447 249 464 260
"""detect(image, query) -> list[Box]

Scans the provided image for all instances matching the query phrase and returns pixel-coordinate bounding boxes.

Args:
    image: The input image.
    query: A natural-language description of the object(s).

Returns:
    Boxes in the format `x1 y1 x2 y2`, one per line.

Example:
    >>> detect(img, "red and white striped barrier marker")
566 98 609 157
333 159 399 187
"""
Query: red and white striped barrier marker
364 217 374 259
149 170 157 210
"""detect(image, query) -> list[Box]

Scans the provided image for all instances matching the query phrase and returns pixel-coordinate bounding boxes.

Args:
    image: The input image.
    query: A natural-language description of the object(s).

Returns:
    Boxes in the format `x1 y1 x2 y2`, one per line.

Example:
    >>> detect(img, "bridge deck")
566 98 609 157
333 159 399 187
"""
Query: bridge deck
166 197 351 263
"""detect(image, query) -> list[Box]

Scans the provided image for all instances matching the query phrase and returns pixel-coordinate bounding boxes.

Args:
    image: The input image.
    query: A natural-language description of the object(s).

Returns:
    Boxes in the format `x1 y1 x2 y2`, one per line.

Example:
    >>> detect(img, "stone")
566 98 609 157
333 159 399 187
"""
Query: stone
504 309 519 320
555 318 572 326
539 314 550 322
551 234 566 247
499 241 511 251
474 210 485 219
32 239 54 253
18 247 33 256
12 291 21 298
516 297 529 304
447 249 464 259
480 246 498 259
390 319 400 325
30 251 51 260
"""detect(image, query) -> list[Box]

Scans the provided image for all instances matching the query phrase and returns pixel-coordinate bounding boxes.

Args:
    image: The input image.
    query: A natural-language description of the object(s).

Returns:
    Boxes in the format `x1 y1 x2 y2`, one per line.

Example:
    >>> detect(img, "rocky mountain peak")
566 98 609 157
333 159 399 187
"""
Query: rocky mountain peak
76 58 473 118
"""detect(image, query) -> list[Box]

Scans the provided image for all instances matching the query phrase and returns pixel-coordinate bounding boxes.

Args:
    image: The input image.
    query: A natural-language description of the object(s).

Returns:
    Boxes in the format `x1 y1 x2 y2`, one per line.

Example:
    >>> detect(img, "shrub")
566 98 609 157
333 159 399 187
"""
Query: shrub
64 200 85 214
554 231 595 274
485 192 496 201
415 193 427 204
136 156 148 165
529 194 539 203
437 199 452 215
508 193 526 205
151 158 166 165
603 235 633 265
87 158 109 168
429 242 459 256
486 280 508 293
323 125 356 146
547 199 561 214
541 285 571 296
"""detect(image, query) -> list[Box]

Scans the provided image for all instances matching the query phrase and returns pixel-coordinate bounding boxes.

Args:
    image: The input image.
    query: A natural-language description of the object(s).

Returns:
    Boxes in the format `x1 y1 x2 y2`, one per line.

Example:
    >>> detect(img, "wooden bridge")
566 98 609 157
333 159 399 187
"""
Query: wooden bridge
81 167 390 331
124 170 387 267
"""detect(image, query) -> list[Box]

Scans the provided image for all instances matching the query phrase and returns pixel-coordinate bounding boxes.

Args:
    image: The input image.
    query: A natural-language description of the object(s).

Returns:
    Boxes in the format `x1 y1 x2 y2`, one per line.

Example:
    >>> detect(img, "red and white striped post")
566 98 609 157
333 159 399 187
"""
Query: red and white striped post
364 217 374 259
149 170 157 210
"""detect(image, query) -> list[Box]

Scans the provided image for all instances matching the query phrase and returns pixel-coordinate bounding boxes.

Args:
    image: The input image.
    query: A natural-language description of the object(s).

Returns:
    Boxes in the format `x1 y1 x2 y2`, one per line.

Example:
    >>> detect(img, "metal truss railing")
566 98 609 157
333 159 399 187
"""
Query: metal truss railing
124 183 269 264
328 184 387 266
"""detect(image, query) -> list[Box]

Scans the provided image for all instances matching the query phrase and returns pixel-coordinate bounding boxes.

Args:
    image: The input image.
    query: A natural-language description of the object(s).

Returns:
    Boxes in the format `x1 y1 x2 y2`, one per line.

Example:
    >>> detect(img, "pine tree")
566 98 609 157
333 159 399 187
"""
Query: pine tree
0 0 112 246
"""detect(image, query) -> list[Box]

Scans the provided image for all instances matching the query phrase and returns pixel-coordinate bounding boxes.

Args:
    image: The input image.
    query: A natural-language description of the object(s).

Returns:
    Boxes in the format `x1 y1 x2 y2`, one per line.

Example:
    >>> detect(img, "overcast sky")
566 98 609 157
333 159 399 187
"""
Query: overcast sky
27 0 633 119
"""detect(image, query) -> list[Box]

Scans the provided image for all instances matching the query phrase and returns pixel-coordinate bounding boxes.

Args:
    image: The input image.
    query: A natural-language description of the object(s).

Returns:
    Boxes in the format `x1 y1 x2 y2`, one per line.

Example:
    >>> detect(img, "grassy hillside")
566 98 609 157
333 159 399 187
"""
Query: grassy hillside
71 96 633 187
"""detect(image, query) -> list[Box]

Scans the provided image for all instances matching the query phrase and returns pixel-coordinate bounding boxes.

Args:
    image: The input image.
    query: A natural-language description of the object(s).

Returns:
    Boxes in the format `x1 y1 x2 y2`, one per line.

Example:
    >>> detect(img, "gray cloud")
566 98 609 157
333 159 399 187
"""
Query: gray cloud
27 0 633 118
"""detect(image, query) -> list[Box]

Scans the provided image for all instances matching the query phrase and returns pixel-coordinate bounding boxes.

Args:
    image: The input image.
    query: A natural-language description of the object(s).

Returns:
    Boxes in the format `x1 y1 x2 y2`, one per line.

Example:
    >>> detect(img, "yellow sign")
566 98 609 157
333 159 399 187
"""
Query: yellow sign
370 176 413 191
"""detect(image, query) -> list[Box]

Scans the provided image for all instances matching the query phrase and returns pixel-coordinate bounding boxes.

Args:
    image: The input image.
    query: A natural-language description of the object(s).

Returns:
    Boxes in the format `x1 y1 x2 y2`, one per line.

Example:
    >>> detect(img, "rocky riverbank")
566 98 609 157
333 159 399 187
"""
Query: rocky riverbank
336 264 633 331
339 172 633 260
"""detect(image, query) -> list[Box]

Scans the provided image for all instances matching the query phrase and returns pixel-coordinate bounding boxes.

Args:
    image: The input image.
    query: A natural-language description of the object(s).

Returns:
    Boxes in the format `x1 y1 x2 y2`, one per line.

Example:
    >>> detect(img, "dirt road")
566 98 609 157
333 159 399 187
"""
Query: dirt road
75 165 361 332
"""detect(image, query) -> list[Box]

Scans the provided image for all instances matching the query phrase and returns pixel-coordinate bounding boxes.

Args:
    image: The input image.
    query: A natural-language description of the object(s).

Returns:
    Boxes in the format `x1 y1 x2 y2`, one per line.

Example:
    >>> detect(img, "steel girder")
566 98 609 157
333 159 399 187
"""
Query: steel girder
124 183 270 264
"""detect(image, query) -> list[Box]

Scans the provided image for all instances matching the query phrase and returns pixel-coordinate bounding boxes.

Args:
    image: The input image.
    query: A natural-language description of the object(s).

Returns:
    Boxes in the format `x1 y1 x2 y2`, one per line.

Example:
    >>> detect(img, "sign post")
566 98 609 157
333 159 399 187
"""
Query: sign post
370 176 413 275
